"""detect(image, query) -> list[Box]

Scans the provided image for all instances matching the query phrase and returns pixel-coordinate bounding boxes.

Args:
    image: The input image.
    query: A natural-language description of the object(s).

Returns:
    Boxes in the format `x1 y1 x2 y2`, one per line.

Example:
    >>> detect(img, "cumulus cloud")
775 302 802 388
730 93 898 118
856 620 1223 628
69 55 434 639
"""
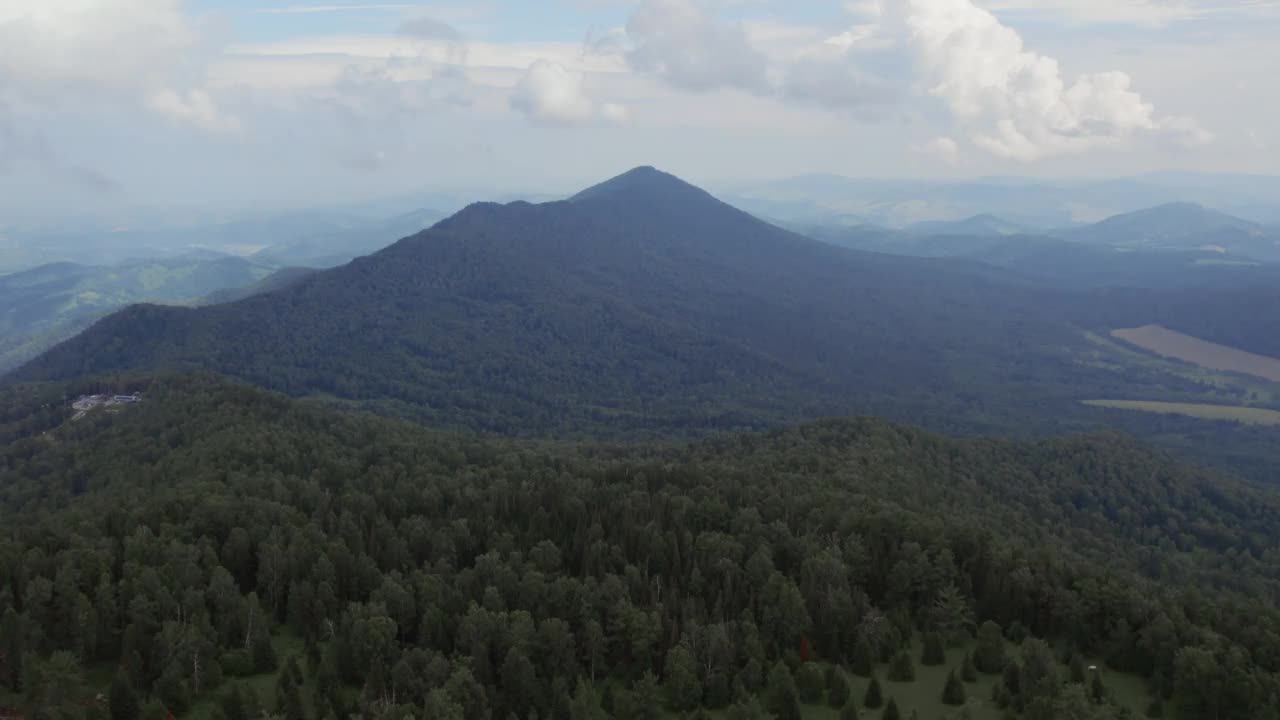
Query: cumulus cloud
0 0 235 132
902 0 1210 160
147 89 243 135
912 136 961 163
509 60 628 127
625 0 773 94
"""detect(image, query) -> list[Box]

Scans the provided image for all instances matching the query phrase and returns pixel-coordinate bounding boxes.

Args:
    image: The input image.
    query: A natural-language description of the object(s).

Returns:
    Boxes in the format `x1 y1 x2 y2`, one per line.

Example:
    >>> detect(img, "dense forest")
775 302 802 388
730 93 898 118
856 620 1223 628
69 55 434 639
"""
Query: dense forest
10 169 1280 484
2 375 1279 719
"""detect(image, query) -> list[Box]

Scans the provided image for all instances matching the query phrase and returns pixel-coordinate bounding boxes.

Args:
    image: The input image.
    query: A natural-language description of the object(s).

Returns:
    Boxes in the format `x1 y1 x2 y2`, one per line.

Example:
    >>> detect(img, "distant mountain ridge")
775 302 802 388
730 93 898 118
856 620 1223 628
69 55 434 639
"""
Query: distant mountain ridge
0 254 276 372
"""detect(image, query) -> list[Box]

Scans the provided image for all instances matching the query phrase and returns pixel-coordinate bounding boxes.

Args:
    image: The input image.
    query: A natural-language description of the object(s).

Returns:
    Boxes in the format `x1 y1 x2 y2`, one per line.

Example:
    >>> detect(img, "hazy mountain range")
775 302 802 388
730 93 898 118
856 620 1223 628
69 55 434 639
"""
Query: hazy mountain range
11 167 1280 481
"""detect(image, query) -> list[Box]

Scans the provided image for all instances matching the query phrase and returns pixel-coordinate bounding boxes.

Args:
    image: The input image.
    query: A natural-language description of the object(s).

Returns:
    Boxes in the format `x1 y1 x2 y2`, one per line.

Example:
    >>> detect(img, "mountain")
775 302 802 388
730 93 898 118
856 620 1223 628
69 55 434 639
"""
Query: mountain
906 214 1030 236
0 255 276 372
10 168 1280 478
801 221 1280 290
731 173 1280 228
252 206 446 268
198 266 318 306
1 373 1278 717
1064 202 1280 260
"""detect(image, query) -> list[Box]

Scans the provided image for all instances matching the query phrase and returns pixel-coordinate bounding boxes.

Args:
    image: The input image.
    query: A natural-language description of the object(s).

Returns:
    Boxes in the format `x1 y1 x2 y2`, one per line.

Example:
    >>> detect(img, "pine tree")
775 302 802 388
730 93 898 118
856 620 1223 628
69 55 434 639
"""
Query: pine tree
942 669 966 706
796 663 825 705
883 697 901 720
864 675 883 709
851 636 875 678
766 662 802 720
839 699 860 720
888 650 915 682
961 652 978 683
1069 654 1086 684
1090 670 1107 703
221 683 248 720
109 669 140 720
922 632 946 666
1 608 22 692
827 669 850 709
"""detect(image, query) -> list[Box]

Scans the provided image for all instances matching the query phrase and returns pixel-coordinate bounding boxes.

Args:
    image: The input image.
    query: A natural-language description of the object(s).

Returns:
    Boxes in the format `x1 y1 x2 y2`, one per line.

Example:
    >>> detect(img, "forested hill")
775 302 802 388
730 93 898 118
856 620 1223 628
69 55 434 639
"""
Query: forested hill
3 169 1162 439
2 375 1279 718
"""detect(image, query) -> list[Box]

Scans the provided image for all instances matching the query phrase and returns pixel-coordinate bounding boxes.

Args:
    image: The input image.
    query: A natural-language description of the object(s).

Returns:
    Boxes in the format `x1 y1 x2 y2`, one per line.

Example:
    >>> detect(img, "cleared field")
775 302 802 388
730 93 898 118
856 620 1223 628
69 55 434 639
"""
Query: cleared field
1112 325 1280 383
1085 400 1280 426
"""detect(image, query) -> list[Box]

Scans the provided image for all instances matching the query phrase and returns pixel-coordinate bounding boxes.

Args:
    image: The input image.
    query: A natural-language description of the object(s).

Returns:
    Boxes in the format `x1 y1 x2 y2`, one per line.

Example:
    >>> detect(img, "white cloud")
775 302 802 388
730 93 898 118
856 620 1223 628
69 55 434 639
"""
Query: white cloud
147 89 243 135
0 0 236 132
509 59 628 127
625 0 772 93
913 135 961 163
903 0 1210 160
980 0 1280 27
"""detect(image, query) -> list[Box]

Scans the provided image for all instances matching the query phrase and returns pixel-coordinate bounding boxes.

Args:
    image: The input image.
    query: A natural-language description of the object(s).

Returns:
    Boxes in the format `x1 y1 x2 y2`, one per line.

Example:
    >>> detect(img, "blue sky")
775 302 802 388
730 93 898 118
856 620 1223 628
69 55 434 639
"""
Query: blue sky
1 0 1277 220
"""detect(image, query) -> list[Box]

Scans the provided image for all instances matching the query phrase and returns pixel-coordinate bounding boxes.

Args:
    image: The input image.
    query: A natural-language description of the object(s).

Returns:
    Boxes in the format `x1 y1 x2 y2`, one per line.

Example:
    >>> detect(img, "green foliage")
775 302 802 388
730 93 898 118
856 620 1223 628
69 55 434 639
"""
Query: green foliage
0 376 1277 718
109 669 139 720
888 650 916 682
864 675 883 709
766 662 802 720
942 669 967 706
795 663 825 705
827 669 850 709
961 652 978 683
665 644 702 712
922 632 946 666
883 696 902 720
975 622 1006 674
850 637 875 678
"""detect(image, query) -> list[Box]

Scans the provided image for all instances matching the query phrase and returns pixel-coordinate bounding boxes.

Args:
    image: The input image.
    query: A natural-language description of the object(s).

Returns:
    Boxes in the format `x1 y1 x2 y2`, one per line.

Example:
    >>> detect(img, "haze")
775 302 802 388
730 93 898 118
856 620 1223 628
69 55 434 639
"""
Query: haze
2 0 1279 223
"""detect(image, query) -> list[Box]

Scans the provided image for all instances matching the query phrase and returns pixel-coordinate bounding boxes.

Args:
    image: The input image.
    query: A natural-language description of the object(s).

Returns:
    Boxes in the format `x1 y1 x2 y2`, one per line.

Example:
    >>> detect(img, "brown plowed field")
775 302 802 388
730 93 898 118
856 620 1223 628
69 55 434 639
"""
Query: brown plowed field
1112 325 1280 383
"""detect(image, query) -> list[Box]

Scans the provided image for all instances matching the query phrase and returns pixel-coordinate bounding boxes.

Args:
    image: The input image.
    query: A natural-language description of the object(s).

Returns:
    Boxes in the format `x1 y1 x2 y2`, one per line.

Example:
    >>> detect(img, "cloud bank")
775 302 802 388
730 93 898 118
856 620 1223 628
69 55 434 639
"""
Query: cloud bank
615 0 1211 161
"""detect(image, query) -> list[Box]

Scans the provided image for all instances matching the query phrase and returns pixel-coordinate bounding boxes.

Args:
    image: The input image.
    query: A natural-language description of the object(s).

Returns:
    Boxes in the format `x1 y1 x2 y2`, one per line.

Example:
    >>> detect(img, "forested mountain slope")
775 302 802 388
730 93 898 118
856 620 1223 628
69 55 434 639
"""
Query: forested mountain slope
3 169 1199 438
0 256 276 373
1 375 1277 718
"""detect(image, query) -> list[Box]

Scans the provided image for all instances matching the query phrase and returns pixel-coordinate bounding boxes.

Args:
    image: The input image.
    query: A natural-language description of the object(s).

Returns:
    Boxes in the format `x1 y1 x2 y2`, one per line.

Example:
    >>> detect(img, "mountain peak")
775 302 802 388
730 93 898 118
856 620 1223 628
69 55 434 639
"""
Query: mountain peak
569 166 707 204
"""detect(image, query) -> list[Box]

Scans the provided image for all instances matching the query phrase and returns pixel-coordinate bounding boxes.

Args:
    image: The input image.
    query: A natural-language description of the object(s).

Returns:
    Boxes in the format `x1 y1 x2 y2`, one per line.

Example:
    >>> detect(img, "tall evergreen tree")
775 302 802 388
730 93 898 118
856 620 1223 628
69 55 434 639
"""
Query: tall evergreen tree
109 669 140 720
766 662 802 720
839 699 859 720
961 652 978 683
864 675 883 709
851 637 875 678
888 650 916 682
828 669 850 709
922 632 946 667
883 697 901 720
942 669 966 706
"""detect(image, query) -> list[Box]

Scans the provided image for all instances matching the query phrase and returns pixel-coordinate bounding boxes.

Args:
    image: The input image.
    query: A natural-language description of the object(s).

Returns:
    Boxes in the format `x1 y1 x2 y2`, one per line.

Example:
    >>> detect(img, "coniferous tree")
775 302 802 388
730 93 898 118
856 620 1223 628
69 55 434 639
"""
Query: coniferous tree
922 632 946 666
975 622 1006 674
942 669 966 706
888 650 915 682
109 669 140 720
839 699 860 720
796 662 825 704
883 697 901 720
766 662 802 720
827 669 850 709
864 675 883 709
851 637 875 678
961 653 978 683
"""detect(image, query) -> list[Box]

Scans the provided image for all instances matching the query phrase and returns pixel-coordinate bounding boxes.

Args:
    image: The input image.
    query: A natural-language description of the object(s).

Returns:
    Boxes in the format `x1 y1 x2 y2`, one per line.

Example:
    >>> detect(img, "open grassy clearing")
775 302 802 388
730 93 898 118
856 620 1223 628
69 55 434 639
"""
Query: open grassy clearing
1112 325 1280 383
1085 400 1280 426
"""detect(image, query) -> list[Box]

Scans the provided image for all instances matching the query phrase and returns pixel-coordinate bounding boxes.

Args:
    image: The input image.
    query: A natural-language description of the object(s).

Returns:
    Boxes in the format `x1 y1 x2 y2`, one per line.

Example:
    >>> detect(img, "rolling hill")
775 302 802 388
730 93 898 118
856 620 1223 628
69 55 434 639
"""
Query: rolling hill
0 255 277 373
1063 202 1280 260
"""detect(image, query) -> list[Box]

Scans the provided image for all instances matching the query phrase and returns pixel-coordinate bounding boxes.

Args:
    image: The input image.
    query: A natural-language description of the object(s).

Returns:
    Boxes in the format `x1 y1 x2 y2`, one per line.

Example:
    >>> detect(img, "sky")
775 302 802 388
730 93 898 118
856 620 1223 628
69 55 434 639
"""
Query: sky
0 0 1277 220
